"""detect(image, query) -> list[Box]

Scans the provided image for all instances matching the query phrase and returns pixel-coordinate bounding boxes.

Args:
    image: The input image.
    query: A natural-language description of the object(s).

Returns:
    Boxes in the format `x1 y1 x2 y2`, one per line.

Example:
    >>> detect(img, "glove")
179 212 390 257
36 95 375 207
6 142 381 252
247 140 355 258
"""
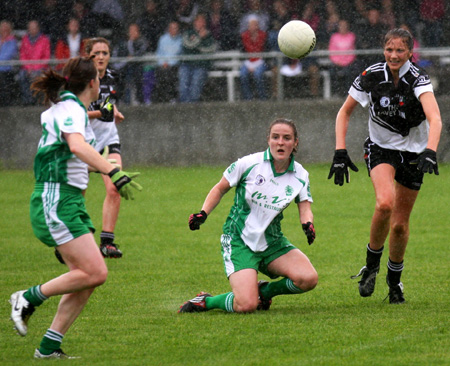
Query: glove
99 96 114 121
411 148 439 175
328 149 359 186
108 168 142 200
189 210 208 230
302 222 316 245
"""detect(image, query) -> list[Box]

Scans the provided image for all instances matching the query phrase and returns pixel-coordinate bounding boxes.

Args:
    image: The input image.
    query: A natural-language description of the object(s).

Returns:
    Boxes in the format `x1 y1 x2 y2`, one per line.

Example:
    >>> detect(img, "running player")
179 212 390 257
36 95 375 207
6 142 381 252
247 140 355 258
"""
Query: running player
328 28 442 303
9 56 141 358
179 118 318 313
85 37 126 258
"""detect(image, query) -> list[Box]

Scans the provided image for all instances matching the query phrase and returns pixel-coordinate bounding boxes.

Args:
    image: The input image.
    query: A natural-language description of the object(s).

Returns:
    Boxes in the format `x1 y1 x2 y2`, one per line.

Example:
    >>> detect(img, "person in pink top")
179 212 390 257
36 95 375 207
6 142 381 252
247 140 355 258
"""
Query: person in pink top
328 19 357 97
19 20 51 105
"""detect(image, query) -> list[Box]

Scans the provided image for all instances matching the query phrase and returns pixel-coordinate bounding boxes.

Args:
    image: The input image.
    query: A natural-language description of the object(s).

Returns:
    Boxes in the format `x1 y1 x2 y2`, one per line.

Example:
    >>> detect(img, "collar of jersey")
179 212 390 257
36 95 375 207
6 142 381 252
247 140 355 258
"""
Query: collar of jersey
264 148 295 176
385 60 411 80
59 90 86 112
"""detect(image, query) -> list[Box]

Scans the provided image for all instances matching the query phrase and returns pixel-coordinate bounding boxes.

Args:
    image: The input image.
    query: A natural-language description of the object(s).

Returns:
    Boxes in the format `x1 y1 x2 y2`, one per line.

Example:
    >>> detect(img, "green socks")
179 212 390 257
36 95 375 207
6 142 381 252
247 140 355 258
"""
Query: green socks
260 278 303 299
39 329 64 355
23 285 48 307
205 292 235 312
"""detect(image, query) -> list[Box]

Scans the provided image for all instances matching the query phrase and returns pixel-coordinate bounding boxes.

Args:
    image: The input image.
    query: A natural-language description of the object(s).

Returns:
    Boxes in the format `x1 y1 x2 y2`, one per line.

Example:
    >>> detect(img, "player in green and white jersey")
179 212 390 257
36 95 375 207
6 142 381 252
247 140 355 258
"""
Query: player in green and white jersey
9 57 141 359
179 118 318 313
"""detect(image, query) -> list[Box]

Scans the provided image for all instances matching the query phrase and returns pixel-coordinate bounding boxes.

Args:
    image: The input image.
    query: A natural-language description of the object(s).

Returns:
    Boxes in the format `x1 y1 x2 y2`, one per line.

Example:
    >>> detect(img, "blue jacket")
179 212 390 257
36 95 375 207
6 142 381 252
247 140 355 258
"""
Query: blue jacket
0 36 18 72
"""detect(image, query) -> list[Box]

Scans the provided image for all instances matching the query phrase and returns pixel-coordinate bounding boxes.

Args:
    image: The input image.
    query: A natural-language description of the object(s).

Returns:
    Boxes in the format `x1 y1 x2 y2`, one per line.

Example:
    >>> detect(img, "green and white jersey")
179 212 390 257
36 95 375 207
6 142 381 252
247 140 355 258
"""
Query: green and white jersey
33 91 96 190
223 149 313 252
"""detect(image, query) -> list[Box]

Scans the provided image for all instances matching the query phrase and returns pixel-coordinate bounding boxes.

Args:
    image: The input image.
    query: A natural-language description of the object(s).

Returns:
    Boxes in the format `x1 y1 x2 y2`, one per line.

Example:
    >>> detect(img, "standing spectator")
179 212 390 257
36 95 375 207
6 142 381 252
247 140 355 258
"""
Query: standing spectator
114 23 148 105
420 0 445 47
0 20 18 107
137 0 167 53
175 0 200 31
239 16 268 100
19 20 51 105
71 0 98 38
267 0 292 52
91 0 125 45
206 0 238 51
328 19 357 97
55 18 86 70
38 0 71 50
239 0 270 34
356 7 387 69
178 13 217 103
154 21 183 103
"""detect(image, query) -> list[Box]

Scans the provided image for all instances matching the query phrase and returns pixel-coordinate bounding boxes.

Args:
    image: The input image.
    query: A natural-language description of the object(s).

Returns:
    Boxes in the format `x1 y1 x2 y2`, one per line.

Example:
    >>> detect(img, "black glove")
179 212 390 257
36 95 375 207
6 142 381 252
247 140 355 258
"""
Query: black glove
189 210 208 230
328 149 359 186
99 96 114 121
302 222 316 245
412 148 439 175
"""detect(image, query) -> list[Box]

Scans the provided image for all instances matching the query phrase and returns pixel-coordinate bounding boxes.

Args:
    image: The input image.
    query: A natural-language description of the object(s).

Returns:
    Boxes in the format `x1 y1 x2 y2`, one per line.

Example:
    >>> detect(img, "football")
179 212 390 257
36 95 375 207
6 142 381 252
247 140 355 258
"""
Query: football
277 20 316 59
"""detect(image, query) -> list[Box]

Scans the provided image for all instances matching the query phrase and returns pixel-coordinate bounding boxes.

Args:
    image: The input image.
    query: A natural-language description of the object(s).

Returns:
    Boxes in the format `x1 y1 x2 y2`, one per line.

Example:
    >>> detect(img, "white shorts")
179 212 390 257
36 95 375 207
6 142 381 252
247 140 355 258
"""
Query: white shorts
90 118 120 152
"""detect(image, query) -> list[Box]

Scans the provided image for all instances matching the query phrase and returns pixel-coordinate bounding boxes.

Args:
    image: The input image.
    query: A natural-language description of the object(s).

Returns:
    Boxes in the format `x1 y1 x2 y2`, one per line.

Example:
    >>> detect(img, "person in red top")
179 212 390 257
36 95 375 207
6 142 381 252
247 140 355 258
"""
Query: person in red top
19 20 51 105
240 15 268 100
55 18 86 70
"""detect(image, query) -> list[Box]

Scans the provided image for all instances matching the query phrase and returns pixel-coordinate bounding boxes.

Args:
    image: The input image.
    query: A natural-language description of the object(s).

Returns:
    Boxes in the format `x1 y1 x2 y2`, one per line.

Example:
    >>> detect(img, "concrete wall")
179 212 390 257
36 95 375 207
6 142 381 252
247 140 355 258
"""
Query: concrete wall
1 96 449 169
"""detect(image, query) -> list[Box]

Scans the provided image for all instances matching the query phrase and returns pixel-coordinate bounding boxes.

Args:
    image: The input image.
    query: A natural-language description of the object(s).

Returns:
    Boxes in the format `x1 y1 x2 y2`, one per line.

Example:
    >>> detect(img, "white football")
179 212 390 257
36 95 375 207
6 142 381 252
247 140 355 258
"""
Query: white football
277 20 316 59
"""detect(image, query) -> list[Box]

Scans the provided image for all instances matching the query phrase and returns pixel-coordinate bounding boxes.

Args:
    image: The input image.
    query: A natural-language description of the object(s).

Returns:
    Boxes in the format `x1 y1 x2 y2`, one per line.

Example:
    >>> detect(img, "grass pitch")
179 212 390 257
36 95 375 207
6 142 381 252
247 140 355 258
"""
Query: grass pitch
1 164 449 365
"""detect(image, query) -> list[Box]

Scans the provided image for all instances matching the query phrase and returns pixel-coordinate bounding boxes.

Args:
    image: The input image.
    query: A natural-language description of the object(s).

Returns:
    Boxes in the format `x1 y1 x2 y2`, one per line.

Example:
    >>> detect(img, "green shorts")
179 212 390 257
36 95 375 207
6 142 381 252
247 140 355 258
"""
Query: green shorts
30 182 95 247
220 234 296 278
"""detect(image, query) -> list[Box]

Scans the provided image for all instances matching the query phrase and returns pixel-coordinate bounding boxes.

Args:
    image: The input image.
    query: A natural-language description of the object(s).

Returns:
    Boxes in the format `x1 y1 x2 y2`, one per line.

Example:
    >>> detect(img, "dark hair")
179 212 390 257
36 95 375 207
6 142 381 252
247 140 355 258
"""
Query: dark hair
31 57 97 105
84 37 111 55
267 118 299 153
384 28 414 53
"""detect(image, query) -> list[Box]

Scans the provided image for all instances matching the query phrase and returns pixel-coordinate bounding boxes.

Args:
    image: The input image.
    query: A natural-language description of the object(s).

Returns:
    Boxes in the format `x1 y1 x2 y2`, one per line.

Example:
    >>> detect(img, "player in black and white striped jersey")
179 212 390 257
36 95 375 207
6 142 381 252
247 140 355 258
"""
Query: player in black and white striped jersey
328 28 442 304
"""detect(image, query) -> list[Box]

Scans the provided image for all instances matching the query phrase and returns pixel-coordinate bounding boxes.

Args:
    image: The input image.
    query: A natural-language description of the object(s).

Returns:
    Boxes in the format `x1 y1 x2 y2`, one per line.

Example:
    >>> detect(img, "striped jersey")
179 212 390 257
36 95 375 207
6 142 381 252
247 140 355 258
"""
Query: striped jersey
349 60 433 152
222 149 313 252
33 91 96 190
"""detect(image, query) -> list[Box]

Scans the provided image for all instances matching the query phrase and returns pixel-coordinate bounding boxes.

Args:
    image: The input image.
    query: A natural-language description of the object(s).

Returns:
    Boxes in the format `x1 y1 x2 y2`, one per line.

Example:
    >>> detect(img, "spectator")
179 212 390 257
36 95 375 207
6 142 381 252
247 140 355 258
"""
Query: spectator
240 16 268 101
19 20 51 105
175 0 200 31
355 7 387 69
137 0 167 53
399 23 420 63
91 0 125 45
420 0 445 47
55 18 86 70
178 13 217 103
0 20 19 107
318 0 340 47
239 0 271 34
154 21 183 103
328 19 357 97
206 0 238 51
38 0 71 50
71 0 98 38
114 23 148 105
267 0 292 52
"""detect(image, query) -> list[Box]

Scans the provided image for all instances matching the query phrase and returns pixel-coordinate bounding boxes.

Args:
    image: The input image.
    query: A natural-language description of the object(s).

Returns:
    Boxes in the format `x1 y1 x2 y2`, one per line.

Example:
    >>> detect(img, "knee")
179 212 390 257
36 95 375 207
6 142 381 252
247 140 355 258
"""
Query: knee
233 296 259 313
89 266 108 288
106 184 121 200
375 199 393 216
293 270 318 292
391 221 409 237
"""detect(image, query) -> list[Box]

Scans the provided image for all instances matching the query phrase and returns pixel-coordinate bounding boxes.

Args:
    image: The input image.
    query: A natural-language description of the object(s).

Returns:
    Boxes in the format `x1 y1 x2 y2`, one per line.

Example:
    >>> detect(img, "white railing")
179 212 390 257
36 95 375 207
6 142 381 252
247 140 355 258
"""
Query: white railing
1 48 449 103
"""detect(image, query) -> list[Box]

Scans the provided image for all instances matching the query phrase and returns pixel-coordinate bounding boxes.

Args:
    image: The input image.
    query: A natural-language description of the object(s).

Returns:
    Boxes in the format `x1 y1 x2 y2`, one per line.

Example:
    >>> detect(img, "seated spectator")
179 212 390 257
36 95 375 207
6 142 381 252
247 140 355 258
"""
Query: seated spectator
206 0 238 51
0 20 19 107
19 20 51 105
239 15 268 101
239 0 270 34
55 18 86 70
137 0 167 53
114 23 148 105
328 19 357 97
175 0 200 31
178 13 217 103
154 21 183 103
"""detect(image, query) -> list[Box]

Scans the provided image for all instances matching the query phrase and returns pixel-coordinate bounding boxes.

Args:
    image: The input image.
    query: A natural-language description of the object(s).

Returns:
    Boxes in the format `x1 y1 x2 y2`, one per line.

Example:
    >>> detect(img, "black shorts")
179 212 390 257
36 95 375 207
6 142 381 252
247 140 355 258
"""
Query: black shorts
363 138 424 191
100 143 121 155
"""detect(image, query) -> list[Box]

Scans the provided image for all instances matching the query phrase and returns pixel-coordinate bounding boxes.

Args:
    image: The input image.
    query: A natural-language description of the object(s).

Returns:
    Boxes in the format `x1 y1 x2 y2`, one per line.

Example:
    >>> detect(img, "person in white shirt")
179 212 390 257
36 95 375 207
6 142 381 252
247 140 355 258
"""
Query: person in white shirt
179 118 317 313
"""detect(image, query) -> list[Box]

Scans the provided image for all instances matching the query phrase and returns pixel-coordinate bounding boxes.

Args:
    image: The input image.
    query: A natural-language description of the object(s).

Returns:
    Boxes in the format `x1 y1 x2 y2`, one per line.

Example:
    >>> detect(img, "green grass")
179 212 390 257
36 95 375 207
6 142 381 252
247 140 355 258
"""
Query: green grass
1 164 449 365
